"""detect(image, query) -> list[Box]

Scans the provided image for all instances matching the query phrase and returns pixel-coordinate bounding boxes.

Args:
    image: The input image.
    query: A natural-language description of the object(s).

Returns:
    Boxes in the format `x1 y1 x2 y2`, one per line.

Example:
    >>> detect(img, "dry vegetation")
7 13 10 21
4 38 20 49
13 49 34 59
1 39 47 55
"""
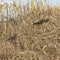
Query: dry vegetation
0 1 60 60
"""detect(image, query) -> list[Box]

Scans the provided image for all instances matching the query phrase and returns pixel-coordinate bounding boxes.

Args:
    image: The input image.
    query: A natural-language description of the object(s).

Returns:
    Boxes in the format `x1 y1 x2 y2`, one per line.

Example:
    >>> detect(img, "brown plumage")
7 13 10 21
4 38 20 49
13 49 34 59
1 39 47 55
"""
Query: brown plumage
33 18 49 26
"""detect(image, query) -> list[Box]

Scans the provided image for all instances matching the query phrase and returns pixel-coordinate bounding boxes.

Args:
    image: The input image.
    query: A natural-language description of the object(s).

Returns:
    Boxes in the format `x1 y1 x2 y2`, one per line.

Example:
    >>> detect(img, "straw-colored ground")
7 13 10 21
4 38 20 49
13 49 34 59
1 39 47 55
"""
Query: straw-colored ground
0 7 60 60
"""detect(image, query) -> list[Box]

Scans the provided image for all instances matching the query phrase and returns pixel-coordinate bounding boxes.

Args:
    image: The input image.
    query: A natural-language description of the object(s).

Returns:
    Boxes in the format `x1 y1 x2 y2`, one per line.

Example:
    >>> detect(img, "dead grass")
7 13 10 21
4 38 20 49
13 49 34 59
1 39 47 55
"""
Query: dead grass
0 6 60 60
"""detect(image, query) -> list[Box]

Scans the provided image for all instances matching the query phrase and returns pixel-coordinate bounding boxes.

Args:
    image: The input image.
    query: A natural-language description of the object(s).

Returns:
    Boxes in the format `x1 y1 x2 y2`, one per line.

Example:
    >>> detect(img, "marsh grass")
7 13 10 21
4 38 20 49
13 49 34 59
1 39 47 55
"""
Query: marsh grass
0 4 60 60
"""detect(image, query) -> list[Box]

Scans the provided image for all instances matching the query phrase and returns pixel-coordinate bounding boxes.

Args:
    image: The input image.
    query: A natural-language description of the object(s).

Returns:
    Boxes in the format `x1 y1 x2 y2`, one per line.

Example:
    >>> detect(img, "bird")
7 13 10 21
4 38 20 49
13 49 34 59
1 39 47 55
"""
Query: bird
7 34 17 44
33 18 49 26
